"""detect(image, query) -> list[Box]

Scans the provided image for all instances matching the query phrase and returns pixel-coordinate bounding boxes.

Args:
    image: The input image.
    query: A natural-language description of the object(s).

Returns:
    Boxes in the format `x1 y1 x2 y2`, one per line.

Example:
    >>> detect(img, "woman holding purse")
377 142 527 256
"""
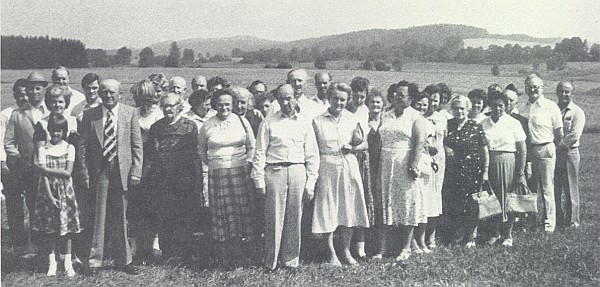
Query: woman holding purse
480 91 527 247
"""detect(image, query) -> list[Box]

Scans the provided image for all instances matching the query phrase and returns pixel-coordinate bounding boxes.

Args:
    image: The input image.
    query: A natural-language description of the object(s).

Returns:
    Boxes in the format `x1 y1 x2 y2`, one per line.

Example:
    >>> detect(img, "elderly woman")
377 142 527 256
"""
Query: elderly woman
198 88 256 265
378 81 427 261
128 79 164 262
481 91 526 247
232 87 263 137
422 86 447 249
365 89 388 259
346 77 371 259
443 95 489 248
467 89 488 124
144 93 199 259
312 82 369 266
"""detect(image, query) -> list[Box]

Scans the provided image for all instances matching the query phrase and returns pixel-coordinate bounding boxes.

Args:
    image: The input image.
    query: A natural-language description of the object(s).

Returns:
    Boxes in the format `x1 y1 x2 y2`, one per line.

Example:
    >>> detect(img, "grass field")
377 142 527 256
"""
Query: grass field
1 63 599 286
1 132 598 286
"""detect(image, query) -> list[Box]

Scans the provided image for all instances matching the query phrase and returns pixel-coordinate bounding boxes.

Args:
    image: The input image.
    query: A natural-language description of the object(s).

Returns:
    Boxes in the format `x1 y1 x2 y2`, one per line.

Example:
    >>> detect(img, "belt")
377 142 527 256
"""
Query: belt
267 162 302 167
532 142 551 147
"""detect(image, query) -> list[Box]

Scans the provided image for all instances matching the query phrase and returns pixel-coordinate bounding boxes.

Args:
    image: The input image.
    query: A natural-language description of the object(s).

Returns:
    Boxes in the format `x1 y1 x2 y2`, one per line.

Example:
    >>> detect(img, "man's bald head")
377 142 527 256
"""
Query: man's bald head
275 84 297 116
169 76 187 95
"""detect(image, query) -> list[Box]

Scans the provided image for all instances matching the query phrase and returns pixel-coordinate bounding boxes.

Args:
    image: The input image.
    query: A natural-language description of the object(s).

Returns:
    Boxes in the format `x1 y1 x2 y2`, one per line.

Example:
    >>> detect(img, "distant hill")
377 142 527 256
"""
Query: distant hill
133 35 282 56
278 24 489 50
125 24 567 58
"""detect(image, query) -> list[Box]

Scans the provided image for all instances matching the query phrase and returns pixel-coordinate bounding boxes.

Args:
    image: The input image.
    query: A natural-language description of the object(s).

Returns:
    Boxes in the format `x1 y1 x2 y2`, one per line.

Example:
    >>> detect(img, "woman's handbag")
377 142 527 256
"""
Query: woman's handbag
471 181 502 220
506 182 538 213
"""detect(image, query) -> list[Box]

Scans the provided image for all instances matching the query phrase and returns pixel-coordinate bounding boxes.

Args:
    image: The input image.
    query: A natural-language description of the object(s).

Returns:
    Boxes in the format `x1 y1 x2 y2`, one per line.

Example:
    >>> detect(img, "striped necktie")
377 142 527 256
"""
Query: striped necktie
103 110 117 162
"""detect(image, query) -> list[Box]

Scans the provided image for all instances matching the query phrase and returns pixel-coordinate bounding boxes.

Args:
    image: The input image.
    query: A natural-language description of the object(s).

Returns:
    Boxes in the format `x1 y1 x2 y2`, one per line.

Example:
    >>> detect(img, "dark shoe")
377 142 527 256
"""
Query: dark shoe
116 264 140 275
84 267 101 276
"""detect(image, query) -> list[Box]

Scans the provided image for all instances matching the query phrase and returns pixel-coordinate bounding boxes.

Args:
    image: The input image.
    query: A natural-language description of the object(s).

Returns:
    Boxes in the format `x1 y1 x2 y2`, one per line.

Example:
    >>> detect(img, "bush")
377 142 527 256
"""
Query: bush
276 62 293 69
491 64 500 76
374 61 391 71
360 60 373 70
314 57 327 69
546 55 568 71
392 58 403 71
264 63 277 69
344 63 351 70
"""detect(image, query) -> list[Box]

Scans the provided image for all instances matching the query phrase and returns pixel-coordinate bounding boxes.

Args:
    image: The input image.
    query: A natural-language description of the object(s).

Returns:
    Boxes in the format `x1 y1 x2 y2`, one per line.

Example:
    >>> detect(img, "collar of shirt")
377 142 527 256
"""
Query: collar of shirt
102 103 120 116
561 101 576 113
276 110 301 120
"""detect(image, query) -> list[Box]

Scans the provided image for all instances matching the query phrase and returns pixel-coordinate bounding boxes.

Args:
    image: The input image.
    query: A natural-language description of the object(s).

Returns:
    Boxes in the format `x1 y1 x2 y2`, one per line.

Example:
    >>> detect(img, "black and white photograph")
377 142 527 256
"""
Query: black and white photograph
1 0 599 285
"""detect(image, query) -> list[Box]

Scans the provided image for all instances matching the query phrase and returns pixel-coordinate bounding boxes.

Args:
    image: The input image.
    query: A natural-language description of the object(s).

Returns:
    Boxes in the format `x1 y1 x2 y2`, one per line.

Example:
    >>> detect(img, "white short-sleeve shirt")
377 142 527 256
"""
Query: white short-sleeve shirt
481 114 526 152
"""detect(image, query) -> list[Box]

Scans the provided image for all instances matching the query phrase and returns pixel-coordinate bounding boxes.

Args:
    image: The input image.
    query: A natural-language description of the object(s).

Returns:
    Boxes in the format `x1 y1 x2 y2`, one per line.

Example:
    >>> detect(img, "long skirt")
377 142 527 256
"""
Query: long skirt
420 153 442 217
208 165 255 242
489 152 515 222
356 150 375 226
312 154 369 234
380 147 427 226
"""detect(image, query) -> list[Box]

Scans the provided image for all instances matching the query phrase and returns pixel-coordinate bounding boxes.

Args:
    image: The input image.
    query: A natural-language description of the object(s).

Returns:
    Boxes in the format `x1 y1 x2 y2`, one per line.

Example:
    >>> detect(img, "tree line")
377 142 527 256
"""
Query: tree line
2 35 598 70
1 35 88 69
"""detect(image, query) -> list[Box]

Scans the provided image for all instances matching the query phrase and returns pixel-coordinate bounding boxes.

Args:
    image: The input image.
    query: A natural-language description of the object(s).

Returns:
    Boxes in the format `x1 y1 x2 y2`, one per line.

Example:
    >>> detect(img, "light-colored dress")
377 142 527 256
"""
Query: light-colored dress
32 141 81 236
311 110 369 233
421 117 441 217
422 111 447 217
379 108 427 226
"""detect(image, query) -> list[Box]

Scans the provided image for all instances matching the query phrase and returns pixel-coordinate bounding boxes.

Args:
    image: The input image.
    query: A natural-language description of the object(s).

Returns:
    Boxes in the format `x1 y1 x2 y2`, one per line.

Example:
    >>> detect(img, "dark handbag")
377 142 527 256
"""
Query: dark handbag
471 181 502 220
506 182 538 213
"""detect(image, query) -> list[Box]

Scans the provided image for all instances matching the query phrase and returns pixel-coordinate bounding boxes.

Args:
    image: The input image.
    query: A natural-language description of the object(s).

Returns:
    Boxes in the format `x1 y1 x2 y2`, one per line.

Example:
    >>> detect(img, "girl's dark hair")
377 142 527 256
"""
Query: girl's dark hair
467 88 488 109
47 114 69 141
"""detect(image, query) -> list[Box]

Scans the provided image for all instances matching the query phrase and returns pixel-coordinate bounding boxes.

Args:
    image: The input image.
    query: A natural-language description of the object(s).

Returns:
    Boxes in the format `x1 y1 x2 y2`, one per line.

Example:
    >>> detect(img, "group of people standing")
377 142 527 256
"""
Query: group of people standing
1 67 585 276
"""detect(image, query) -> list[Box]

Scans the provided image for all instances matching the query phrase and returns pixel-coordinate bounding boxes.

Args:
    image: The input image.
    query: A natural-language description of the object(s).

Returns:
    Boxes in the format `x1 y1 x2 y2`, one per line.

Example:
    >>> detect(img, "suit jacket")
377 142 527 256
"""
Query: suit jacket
4 107 37 168
78 104 143 191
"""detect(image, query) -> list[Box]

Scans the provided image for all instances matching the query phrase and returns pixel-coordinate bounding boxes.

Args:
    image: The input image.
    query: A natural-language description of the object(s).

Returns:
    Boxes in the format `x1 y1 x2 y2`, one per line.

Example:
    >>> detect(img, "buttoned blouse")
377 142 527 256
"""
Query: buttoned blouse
481 114 526 152
312 109 360 156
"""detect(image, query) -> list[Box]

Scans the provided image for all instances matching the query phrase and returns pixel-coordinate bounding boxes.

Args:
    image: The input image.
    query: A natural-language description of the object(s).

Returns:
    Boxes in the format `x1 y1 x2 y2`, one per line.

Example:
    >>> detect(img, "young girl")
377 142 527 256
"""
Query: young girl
32 114 81 277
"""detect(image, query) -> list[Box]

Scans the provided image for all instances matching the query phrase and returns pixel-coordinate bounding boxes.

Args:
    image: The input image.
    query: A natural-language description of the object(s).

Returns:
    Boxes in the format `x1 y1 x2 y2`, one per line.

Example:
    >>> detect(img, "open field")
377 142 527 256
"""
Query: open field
2 132 598 287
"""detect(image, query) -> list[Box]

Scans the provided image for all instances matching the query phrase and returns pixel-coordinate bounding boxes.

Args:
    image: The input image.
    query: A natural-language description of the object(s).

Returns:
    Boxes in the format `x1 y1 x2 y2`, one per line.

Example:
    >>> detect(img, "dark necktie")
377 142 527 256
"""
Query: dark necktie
103 111 116 162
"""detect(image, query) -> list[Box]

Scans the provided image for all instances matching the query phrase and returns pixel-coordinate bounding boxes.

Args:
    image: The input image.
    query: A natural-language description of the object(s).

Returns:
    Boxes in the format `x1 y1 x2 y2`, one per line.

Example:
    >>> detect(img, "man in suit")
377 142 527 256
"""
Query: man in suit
4 72 49 257
78 79 142 275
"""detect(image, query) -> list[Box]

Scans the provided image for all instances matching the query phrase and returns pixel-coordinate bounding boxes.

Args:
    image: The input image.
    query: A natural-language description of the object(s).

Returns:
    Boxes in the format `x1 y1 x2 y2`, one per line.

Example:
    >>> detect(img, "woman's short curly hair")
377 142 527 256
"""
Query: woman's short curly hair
45 84 72 110
210 88 238 110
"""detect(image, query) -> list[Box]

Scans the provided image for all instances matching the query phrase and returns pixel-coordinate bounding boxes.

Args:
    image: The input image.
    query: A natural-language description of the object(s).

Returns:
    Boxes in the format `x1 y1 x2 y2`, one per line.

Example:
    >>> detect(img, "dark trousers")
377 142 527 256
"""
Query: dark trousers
72 180 96 262
2 163 35 247
88 158 131 268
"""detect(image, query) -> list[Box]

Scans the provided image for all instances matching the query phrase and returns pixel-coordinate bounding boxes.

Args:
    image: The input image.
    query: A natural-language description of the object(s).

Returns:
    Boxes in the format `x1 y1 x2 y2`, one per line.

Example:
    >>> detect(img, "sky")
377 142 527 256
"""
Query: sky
1 0 599 50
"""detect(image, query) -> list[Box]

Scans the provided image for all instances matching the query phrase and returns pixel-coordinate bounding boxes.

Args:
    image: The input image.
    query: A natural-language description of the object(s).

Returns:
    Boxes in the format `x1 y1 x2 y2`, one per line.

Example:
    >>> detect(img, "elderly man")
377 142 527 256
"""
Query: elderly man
1 78 29 253
51 66 86 116
268 69 325 120
313 72 331 107
252 84 319 271
191 75 207 92
515 75 563 233
4 72 50 257
169 76 190 112
78 79 142 275
554 81 585 229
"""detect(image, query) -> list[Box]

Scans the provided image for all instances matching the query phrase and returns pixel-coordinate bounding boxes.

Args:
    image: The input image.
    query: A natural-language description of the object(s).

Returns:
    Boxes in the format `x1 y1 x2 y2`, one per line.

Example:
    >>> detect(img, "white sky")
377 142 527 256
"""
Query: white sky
1 0 599 50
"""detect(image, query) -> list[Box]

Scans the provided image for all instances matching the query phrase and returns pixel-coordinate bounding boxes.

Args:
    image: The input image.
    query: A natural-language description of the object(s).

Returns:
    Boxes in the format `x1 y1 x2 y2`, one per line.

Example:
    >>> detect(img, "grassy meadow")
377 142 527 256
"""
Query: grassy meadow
1 62 599 286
